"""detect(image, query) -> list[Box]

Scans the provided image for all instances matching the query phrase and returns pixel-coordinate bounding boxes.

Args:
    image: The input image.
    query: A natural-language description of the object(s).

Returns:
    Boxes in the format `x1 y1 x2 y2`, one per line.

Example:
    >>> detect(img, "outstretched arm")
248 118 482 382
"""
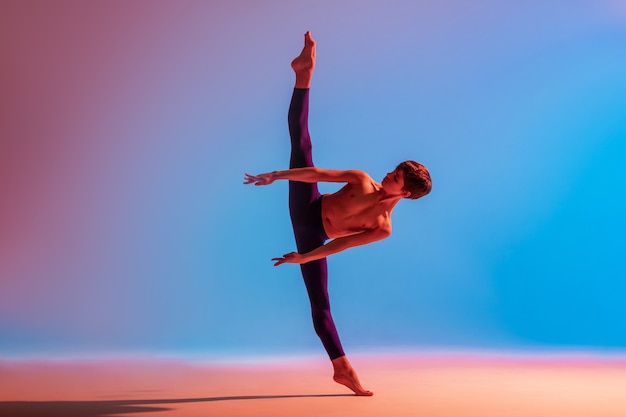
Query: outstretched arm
244 167 369 186
272 226 391 266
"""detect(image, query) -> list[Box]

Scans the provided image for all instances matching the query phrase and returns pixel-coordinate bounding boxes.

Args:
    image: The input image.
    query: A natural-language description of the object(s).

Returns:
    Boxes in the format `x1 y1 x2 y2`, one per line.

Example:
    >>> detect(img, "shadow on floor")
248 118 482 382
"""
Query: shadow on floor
0 394 354 417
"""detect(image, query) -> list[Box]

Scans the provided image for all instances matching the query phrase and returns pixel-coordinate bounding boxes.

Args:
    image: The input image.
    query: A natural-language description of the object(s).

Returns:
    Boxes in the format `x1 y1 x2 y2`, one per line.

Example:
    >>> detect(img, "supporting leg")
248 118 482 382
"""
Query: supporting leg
300 257 345 361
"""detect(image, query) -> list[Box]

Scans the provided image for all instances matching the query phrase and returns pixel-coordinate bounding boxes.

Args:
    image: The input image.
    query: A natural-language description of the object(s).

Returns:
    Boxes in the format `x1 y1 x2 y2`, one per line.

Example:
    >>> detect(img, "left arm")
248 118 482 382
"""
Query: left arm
244 168 369 186
272 226 391 266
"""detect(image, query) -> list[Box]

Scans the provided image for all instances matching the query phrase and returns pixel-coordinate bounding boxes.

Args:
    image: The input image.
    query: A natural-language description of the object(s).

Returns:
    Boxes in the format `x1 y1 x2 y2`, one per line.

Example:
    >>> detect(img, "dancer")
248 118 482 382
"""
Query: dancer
244 31 431 396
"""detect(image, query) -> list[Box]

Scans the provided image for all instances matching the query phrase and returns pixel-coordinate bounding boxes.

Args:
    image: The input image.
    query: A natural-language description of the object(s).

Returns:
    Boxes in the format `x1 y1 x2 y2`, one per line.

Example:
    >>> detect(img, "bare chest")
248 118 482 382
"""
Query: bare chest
322 184 389 236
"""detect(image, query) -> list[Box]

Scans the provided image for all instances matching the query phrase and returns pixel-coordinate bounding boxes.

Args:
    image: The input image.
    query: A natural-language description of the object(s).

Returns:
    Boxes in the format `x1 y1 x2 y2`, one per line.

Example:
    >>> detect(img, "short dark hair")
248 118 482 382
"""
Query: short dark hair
396 160 432 200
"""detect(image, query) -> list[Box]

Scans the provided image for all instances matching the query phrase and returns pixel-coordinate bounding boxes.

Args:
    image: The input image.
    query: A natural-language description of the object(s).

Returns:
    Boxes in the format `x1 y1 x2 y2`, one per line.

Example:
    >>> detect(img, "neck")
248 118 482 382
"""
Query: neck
377 189 404 210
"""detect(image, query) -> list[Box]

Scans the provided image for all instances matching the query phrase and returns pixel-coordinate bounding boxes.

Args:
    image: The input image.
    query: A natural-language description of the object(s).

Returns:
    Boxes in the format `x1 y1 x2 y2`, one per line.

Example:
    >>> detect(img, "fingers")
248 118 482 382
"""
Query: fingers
243 173 260 185
272 252 300 266
272 257 287 266
243 173 271 185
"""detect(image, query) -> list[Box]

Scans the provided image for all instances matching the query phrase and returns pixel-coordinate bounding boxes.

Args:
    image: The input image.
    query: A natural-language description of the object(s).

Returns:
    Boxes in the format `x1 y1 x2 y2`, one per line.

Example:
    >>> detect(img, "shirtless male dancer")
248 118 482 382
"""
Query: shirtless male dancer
244 31 431 396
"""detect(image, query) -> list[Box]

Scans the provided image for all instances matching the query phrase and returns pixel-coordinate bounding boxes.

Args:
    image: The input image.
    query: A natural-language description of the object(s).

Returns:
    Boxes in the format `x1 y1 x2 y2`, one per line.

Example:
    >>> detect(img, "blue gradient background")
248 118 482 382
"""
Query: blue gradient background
1 0 625 358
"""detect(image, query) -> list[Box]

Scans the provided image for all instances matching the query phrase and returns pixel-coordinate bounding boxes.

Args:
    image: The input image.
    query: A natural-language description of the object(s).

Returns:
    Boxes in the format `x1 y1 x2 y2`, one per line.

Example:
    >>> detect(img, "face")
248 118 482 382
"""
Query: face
381 168 408 196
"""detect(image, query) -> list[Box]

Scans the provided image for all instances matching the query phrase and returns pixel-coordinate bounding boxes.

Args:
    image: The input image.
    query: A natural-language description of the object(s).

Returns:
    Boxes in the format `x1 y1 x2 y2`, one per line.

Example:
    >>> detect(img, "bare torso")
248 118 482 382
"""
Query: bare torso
321 177 391 239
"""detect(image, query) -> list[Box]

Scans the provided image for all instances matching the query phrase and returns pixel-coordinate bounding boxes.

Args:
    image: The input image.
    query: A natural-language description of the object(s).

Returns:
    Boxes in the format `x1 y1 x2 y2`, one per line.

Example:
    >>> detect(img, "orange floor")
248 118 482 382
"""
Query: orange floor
2 353 625 417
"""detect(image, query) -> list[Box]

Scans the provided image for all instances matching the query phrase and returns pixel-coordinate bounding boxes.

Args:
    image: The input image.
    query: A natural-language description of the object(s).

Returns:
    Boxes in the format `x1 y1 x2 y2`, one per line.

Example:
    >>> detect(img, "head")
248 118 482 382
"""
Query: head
383 160 431 200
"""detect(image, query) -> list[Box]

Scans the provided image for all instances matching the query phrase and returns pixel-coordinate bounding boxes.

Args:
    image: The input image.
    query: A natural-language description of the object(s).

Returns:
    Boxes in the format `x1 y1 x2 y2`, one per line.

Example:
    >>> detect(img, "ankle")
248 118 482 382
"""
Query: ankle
331 355 350 372
295 75 311 88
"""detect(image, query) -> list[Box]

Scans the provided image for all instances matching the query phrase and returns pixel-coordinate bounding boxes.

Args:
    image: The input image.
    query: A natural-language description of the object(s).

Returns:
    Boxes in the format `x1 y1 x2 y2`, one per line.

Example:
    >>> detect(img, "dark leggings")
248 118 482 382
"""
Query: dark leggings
288 88 345 360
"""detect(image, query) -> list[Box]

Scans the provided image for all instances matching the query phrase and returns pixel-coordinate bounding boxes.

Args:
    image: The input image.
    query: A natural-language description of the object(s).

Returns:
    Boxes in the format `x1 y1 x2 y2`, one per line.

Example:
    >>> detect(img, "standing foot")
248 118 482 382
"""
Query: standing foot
331 356 373 396
291 31 316 88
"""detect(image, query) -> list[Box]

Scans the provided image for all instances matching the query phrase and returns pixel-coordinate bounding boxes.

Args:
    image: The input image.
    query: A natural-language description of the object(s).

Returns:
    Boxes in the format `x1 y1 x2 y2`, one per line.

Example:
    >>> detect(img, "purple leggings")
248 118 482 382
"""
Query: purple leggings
288 88 345 360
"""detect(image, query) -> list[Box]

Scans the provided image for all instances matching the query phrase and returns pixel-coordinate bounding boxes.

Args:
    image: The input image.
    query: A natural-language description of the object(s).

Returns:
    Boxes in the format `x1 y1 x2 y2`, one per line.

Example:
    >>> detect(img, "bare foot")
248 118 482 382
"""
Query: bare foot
332 356 373 396
291 31 316 88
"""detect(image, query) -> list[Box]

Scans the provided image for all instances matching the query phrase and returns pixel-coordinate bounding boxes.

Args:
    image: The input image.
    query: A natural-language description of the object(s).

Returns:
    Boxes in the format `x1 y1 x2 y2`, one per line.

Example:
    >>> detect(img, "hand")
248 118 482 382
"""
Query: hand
243 172 275 186
272 252 306 266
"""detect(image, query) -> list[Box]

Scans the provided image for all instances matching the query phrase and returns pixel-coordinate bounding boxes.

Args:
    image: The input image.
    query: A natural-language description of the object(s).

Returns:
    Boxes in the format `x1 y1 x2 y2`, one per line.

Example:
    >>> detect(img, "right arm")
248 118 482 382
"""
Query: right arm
244 167 368 186
272 222 392 266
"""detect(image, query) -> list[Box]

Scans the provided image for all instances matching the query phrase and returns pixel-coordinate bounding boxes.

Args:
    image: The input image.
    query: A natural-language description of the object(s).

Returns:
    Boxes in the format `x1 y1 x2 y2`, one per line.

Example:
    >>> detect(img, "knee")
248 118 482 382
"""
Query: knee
311 307 332 329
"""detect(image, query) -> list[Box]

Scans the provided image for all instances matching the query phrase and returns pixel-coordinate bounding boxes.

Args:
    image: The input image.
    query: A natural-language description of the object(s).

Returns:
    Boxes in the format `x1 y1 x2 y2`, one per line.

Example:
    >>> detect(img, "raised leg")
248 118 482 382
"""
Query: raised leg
288 88 314 170
299 256 345 361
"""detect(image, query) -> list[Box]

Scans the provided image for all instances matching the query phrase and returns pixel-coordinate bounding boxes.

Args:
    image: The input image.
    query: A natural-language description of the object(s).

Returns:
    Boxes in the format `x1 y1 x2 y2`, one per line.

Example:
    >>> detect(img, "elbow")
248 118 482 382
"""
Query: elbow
304 167 322 182
379 226 392 240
